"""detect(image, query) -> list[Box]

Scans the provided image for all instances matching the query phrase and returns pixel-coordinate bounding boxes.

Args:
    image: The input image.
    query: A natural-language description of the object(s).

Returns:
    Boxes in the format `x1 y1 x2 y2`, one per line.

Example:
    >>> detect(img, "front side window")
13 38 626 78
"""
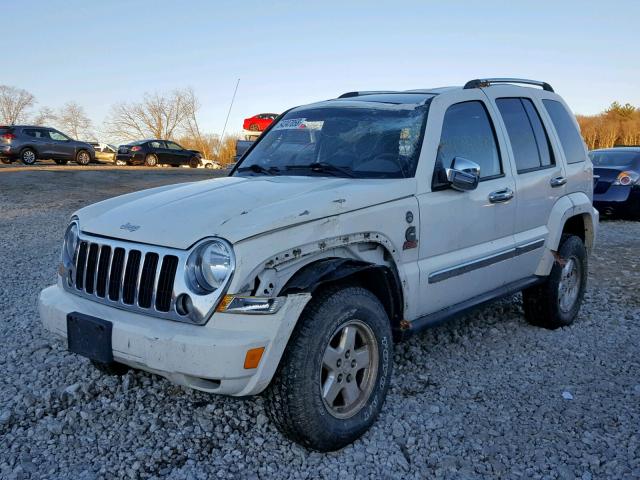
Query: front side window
166 141 183 150
433 101 502 188
542 99 586 164
49 130 70 141
235 102 430 179
496 98 554 173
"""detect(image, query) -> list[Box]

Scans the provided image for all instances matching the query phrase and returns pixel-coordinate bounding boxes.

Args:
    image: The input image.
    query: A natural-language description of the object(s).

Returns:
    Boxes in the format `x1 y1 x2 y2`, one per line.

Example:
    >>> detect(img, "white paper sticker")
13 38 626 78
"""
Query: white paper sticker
274 118 306 130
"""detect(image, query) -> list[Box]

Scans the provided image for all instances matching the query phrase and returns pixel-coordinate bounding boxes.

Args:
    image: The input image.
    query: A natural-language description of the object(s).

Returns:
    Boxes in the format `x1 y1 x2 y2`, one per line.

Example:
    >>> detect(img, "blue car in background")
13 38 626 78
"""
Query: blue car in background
590 147 640 218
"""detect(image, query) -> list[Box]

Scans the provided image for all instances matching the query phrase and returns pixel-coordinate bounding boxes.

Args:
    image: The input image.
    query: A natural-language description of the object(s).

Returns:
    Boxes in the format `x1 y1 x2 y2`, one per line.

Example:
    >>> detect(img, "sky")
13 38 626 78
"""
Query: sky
4 0 639 141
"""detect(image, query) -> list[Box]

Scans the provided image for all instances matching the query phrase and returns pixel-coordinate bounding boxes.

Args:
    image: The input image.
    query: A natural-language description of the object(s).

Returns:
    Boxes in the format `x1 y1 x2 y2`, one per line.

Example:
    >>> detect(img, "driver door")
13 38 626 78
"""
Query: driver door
416 91 518 316
48 129 74 160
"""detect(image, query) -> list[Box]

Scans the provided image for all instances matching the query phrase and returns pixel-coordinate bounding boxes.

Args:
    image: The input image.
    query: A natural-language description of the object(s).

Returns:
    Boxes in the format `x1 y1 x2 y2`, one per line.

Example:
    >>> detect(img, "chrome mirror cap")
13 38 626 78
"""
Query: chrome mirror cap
446 157 480 191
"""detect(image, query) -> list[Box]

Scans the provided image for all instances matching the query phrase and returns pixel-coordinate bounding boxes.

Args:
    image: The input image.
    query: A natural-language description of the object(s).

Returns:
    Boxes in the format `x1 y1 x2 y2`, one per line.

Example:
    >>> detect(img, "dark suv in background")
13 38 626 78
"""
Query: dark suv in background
0 125 95 165
590 147 640 218
116 139 202 167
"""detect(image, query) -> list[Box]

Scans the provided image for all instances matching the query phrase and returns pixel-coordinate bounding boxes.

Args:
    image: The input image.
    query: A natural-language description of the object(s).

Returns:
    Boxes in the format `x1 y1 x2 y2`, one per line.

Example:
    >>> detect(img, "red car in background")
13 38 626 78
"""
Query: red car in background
243 113 279 131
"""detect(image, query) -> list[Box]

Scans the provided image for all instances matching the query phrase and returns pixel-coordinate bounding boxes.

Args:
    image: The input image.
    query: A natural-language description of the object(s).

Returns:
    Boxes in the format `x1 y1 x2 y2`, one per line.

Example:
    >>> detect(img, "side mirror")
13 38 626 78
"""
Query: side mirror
446 157 480 191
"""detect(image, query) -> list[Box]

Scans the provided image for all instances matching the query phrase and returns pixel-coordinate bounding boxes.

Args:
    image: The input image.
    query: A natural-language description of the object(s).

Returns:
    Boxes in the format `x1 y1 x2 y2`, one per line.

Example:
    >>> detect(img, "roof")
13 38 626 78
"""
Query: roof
591 146 640 152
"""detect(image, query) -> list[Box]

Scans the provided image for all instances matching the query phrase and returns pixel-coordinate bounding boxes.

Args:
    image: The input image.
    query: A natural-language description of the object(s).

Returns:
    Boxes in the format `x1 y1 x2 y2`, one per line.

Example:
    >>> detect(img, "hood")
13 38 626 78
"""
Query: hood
77 175 416 249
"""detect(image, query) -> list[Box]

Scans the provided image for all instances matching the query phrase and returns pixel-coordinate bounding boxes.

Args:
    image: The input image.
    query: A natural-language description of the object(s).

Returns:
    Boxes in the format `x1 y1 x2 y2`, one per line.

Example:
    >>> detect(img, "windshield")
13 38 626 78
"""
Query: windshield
590 150 640 168
235 102 430 179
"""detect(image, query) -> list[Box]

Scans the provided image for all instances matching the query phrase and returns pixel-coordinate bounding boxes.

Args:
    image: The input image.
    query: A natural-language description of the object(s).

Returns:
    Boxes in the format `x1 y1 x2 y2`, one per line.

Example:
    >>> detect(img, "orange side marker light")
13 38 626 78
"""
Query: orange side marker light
244 347 265 369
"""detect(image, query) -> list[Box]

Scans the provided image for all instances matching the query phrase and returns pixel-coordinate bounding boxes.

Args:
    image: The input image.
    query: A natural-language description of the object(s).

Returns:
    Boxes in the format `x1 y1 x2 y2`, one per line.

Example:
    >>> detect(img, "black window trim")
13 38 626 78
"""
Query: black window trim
432 99 505 190
496 96 557 175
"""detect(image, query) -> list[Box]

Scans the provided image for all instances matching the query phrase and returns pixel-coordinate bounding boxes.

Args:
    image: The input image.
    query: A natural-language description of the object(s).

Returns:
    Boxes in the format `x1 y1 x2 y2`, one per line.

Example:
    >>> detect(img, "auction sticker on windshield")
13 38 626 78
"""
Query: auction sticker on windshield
274 118 306 130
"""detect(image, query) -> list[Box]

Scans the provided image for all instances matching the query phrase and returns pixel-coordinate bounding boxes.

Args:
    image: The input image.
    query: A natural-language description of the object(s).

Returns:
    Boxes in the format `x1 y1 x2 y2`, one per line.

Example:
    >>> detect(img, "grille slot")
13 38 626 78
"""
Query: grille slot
108 247 126 301
138 253 159 308
75 241 88 290
156 255 179 312
122 250 142 305
95 246 111 298
84 244 99 294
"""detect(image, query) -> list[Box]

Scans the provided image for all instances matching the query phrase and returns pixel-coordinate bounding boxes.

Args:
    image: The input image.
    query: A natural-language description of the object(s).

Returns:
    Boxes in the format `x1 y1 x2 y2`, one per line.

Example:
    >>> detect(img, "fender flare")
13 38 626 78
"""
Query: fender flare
536 192 598 276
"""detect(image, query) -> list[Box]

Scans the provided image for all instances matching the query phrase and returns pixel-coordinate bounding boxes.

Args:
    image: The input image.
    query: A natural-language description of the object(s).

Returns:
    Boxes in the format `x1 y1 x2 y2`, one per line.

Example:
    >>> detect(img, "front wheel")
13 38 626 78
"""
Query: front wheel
115 159 127 166
265 286 393 451
523 235 587 329
76 150 91 166
189 157 200 168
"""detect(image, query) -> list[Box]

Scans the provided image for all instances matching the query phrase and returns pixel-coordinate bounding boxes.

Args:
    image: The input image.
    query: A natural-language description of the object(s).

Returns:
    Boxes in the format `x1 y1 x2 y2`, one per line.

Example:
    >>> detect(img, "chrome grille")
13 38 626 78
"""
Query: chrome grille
66 238 180 317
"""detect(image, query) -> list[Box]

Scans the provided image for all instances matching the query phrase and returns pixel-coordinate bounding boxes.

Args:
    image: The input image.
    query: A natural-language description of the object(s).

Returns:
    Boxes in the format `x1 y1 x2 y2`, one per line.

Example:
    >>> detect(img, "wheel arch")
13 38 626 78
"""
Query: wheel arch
281 257 405 337
536 192 598 276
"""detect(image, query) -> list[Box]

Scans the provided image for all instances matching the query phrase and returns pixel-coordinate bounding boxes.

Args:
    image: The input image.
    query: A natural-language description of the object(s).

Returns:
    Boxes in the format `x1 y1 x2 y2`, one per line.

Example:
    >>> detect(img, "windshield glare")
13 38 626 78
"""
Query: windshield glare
235 103 429 179
590 150 640 167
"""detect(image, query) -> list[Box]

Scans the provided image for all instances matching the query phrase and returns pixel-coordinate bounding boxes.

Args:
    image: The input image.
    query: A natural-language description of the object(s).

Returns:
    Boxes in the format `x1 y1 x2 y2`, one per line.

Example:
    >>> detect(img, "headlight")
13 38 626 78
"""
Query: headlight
613 171 640 186
61 222 79 267
186 239 235 294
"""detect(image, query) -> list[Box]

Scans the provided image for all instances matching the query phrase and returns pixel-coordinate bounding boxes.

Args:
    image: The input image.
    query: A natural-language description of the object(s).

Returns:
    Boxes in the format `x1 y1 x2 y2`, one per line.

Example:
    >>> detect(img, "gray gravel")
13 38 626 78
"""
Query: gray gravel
1 169 639 479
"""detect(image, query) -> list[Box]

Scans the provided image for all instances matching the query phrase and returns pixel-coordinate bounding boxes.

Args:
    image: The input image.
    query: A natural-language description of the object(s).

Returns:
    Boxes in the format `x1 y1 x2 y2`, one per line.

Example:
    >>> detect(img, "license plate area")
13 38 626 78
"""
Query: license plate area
67 312 113 363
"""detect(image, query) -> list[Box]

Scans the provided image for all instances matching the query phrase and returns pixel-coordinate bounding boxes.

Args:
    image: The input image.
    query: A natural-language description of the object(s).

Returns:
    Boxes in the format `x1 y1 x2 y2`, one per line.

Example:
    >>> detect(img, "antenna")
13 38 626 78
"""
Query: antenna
219 78 240 154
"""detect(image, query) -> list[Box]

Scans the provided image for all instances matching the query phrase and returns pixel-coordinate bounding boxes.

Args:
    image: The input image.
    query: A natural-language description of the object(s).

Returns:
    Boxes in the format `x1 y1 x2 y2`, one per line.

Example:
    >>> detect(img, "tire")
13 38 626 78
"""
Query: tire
144 154 158 167
91 360 129 376
204 162 213 169
54 159 68 165
249 123 260 131
20 148 37 165
115 159 127 166
265 286 393 451
523 235 587 329
189 157 200 168
76 150 91 166
1 158 12 164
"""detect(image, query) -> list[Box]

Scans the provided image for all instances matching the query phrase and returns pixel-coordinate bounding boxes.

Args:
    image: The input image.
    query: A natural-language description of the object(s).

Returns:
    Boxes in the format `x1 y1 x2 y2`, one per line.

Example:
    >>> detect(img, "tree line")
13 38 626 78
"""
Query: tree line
576 102 640 150
1 83 638 161
0 85 238 164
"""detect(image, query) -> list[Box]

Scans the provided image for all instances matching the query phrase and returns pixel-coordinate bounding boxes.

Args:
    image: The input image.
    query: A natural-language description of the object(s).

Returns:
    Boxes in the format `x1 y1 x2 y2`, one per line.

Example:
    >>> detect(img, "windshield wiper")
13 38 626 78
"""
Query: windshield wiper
285 162 355 178
237 164 280 176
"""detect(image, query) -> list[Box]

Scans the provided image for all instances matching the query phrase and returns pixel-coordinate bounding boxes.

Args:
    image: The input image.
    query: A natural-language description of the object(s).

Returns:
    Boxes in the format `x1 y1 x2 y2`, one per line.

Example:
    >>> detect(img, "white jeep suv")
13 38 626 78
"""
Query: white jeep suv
39 78 598 451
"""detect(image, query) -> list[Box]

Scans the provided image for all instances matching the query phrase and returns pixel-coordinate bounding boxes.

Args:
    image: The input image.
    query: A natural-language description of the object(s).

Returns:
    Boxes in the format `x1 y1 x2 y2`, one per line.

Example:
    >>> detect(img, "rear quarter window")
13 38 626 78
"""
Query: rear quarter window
542 99 586 164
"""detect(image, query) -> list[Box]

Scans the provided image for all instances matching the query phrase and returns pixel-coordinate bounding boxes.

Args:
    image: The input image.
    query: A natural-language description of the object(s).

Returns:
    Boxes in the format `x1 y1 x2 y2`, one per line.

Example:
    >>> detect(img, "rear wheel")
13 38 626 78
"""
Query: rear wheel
20 148 37 165
144 154 158 167
265 286 393 451
1 158 12 164
523 235 587 329
76 150 91 166
189 157 200 168
204 162 213 169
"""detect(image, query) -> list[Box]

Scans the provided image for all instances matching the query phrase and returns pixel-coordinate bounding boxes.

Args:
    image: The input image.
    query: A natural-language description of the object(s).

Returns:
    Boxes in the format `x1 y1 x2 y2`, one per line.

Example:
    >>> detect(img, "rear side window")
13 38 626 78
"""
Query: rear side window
542 99 586 164
434 101 502 187
496 98 554 173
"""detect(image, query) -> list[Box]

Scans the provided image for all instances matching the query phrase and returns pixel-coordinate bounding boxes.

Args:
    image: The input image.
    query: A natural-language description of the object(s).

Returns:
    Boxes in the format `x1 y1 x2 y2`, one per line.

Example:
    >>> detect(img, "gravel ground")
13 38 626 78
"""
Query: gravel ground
1 169 639 479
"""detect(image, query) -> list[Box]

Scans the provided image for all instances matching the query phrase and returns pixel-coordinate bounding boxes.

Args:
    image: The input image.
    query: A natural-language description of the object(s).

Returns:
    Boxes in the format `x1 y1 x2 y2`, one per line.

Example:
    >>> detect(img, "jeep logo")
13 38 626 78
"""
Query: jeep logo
120 222 140 232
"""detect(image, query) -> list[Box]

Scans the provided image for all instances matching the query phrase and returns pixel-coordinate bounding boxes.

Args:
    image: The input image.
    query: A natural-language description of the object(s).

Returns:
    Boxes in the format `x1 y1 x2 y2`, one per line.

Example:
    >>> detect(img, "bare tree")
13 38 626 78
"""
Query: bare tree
105 89 195 141
0 85 35 124
57 101 93 140
33 106 58 126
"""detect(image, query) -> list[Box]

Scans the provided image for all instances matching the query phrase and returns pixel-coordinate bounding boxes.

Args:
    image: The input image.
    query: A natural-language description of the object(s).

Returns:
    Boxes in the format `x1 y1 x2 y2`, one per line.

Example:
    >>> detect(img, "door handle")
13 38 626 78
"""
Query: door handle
550 176 567 187
488 188 514 204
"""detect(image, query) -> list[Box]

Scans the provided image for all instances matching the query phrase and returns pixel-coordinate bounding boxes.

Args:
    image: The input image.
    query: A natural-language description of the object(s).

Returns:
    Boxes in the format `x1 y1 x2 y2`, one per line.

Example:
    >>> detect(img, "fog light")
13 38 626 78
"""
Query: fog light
175 293 193 316
244 347 265 369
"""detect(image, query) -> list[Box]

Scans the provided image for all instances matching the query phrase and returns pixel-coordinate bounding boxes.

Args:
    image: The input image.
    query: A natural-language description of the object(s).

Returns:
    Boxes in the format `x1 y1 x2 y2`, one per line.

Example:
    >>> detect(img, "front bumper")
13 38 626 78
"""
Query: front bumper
594 185 640 215
39 281 311 396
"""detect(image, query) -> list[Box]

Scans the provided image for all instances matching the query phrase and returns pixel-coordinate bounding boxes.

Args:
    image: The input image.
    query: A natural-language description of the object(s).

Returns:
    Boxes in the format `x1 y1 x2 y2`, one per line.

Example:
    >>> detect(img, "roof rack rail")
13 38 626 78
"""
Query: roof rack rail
464 78 554 92
338 91 399 98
